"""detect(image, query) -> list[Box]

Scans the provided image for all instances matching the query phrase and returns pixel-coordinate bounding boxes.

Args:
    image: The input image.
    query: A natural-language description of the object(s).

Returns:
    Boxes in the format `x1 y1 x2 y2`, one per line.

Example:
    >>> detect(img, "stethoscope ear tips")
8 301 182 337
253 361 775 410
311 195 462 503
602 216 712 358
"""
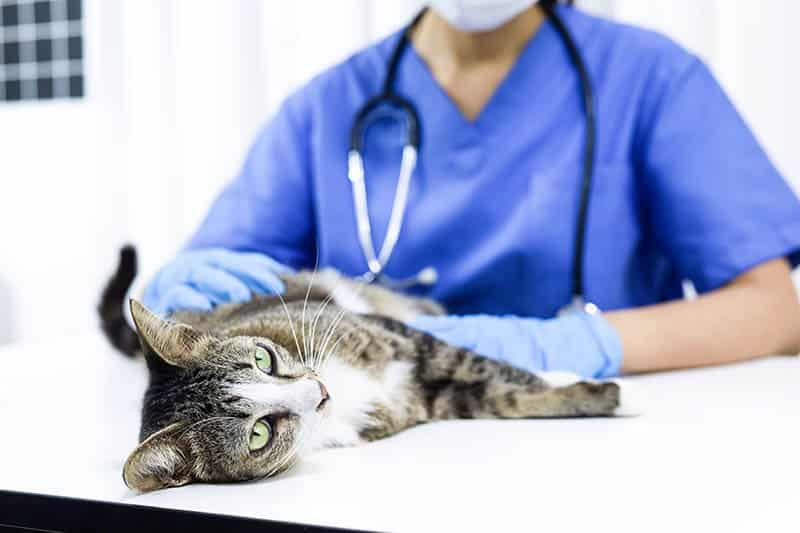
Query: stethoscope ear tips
417 267 438 286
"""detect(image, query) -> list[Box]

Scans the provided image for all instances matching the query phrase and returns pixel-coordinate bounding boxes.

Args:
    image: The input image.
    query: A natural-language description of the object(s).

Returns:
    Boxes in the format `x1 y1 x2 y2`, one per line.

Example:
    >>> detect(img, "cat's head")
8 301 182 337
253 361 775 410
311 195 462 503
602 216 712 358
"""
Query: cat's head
123 300 330 491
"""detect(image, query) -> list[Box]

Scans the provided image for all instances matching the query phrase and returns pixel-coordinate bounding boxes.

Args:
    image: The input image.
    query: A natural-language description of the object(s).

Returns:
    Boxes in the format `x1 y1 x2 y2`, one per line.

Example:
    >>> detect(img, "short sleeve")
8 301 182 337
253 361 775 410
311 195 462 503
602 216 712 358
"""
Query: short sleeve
637 58 800 292
185 93 316 269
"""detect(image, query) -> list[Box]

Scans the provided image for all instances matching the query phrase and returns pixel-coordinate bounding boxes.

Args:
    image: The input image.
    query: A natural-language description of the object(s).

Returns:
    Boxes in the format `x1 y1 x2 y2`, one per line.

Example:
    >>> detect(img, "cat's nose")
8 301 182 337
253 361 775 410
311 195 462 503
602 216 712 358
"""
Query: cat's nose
316 380 330 411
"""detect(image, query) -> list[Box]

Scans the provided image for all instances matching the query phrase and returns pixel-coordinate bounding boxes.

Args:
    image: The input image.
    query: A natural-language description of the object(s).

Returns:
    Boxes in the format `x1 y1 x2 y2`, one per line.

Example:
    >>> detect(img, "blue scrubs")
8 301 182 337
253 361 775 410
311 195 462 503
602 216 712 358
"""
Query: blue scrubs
187 6 800 317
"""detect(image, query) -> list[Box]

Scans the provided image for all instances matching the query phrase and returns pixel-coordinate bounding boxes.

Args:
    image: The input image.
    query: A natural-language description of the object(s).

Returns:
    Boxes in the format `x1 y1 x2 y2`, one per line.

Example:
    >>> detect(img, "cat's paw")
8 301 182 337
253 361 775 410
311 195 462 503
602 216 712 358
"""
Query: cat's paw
540 372 644 417
611 379 644 417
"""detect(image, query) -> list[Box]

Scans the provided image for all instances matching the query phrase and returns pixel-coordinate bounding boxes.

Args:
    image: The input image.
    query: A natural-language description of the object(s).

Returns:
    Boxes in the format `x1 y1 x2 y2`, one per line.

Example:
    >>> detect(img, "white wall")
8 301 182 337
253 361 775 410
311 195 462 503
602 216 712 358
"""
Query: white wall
0 0 798 345
0 0 423 345
0 0 126 344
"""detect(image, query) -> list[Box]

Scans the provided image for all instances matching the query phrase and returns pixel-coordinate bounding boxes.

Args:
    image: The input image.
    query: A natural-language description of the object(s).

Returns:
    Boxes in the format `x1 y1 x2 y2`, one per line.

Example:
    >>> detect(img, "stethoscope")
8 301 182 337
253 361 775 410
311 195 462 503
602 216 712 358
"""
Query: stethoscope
347 4 599 315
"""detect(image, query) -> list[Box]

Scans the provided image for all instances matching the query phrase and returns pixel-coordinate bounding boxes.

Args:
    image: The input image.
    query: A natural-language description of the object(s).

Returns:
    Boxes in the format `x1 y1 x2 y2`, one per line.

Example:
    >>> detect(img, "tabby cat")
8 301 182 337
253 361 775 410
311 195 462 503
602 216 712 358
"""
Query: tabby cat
99 246 633 492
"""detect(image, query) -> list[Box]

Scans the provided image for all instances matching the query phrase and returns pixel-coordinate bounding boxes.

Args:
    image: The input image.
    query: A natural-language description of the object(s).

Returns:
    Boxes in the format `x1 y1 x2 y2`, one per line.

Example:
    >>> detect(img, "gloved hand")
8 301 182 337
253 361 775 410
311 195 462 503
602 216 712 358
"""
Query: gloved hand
143 248 293 317
410 312 623 379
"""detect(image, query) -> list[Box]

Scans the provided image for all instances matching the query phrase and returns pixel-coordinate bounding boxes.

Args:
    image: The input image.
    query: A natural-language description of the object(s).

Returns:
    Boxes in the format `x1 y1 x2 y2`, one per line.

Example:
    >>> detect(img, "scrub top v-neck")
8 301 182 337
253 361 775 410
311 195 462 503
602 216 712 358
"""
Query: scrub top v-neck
186 6 800 318
403 14 554 136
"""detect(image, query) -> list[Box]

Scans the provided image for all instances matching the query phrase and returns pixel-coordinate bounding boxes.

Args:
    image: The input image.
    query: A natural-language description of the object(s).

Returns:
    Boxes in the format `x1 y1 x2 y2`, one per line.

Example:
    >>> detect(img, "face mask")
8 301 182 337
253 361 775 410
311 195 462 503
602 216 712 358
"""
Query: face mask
428 0 538 32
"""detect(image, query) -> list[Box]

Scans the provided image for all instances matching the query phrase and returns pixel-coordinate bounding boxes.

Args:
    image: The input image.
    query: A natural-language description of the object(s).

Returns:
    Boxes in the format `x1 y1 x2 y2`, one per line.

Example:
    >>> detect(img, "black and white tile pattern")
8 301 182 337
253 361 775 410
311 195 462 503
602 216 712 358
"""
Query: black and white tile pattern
0 0 83 102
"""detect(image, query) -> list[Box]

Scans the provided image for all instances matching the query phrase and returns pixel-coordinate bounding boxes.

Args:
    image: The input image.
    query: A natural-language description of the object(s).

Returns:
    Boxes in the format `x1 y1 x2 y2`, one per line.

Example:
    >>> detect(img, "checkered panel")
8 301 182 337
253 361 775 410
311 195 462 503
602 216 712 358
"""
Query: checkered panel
0 0 83 102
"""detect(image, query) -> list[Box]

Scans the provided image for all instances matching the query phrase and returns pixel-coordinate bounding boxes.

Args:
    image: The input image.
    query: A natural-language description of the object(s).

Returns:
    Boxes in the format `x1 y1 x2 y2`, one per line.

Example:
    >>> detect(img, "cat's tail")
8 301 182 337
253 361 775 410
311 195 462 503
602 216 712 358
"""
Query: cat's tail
98 245 140 357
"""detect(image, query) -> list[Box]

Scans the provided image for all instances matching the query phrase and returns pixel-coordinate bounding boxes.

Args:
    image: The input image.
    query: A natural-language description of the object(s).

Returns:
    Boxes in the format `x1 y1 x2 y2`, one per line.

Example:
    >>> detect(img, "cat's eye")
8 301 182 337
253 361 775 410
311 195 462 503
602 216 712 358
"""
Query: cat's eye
248 420 272 451
254 345 274 374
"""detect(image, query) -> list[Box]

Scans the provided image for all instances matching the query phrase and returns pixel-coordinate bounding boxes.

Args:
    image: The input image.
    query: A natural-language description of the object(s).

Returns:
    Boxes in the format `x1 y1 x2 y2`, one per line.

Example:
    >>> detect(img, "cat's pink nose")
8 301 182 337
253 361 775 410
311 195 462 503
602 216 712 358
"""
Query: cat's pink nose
316 380 330 411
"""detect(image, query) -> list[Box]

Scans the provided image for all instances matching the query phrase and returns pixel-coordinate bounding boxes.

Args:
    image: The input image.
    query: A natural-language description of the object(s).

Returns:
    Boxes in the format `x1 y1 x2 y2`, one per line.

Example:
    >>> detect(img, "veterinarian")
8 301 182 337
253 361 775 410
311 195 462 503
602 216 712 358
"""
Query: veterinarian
143 0 800 379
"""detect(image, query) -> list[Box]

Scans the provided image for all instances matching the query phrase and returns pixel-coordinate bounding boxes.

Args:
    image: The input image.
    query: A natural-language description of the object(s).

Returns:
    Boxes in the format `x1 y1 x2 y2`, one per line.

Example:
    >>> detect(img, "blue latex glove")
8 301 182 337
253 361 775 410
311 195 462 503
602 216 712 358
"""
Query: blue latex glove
410 313 623 379
143 248 293 316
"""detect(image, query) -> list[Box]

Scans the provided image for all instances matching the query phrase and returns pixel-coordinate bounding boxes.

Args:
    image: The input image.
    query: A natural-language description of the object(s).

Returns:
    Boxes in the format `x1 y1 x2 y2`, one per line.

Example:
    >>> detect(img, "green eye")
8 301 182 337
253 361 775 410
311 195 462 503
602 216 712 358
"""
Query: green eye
249 420 272 451
254 346 274 374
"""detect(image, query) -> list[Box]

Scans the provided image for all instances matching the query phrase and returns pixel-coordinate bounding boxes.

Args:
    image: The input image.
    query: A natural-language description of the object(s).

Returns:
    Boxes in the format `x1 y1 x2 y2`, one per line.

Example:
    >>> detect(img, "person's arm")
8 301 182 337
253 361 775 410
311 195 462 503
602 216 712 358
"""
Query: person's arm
621 51 800 373
608 257 800 374
411 258 800 380
414 55 800 379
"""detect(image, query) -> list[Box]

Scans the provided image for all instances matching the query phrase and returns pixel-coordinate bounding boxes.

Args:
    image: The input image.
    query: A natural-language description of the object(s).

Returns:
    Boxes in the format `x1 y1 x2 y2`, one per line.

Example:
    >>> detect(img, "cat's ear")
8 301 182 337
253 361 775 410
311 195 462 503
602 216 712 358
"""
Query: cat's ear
128 299 210 367
123 423 193 491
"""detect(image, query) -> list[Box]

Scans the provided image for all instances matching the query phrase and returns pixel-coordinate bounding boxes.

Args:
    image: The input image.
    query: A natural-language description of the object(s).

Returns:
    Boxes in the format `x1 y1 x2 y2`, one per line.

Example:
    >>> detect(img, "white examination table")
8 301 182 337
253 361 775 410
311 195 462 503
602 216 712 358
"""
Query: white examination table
0 333 797 532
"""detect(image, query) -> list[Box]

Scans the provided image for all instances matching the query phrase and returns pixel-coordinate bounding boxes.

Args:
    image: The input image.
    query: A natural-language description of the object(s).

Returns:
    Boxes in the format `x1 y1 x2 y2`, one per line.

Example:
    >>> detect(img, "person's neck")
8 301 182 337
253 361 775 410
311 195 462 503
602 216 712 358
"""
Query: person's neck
408 5 545 121
410 5 545 70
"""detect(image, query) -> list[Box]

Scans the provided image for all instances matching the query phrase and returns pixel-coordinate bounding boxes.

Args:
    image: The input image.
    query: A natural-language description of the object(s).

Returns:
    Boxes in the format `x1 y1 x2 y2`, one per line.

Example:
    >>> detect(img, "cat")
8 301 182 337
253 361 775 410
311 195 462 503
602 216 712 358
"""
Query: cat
99 246 634 492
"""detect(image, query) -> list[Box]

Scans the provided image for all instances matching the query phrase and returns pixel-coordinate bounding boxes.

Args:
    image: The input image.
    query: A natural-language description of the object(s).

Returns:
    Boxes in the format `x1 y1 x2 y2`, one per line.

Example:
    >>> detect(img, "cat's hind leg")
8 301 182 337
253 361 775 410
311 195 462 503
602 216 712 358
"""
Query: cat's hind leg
429 378 628 419
417 349 641 419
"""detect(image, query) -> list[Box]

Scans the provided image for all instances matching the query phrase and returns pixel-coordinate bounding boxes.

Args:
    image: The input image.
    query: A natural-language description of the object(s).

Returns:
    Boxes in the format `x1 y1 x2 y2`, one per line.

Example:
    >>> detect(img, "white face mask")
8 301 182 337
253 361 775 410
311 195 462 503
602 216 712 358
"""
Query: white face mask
428 0 538 32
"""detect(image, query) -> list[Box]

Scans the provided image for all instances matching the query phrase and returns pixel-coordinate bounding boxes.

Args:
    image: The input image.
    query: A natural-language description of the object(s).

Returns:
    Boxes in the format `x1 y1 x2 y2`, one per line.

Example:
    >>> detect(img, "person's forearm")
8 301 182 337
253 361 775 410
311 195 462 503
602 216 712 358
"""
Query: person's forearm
606 258 800 374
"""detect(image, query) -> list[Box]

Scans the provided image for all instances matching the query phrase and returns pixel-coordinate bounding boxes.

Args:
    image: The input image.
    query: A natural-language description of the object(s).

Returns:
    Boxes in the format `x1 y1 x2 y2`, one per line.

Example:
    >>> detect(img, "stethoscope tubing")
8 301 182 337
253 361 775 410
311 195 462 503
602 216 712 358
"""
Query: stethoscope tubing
348 5 597 312
541 2 596 304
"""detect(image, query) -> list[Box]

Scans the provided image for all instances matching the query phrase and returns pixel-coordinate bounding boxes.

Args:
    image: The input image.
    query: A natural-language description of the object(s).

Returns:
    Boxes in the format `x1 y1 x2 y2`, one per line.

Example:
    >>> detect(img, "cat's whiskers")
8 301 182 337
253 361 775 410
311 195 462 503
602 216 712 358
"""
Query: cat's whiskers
319 323 359 370
315 287 362 372
300 265 319 367
314 303 351 372
280 453 303 479
274 291 304 367
313 278 370 372
309 278 355 371
307 290 337 371
320 307 367 369
264 427 306 479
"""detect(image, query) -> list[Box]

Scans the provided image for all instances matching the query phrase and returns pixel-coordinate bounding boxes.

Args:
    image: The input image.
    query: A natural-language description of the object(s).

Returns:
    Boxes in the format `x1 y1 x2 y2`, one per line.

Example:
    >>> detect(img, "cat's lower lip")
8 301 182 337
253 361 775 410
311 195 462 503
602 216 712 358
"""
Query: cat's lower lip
316 396 330 412
315 380 330 412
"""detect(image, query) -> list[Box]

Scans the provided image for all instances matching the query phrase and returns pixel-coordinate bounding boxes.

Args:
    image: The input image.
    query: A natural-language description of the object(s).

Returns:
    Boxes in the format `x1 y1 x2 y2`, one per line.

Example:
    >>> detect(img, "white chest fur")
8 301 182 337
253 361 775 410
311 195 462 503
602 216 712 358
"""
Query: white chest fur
309 358 413 450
